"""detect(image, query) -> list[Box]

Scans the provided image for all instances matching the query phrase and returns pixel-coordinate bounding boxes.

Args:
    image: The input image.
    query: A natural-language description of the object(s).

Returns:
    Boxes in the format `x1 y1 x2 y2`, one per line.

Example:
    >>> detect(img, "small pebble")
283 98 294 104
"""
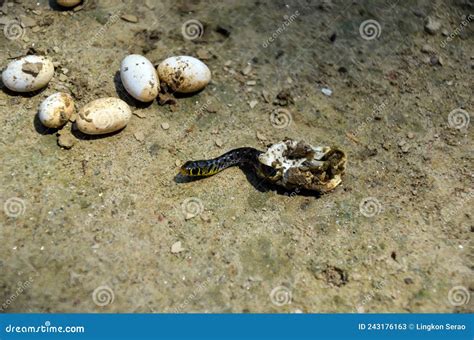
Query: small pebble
421 44 435 54
261 90 271 103
144 0 155 9
429 55 443 66
407 132 414 139
215 138 223 147
256 131 267 141
121 14 138 23
171 241 184 254
196 49 211 60
133 111 147 118
206 104 218 113
161 122 170 130
242 64 252 75
134 131 145 142
249 100 258 109
424 16 441 35
200 213 211 223
246 80 256 86
57 131 76 149
321 87 332 96
19 15 37 27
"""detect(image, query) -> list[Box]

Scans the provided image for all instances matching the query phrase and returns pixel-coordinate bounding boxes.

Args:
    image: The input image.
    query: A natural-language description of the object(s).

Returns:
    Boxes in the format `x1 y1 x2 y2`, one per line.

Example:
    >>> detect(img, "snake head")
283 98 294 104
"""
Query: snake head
180 161 196 176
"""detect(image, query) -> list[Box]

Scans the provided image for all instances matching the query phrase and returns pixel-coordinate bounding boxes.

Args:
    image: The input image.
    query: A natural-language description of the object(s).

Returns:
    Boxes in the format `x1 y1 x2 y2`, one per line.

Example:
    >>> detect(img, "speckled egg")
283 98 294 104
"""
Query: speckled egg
120 54 159 102
38 92 74 128
157 56 211 93
76 97 132 135
2 55 54 93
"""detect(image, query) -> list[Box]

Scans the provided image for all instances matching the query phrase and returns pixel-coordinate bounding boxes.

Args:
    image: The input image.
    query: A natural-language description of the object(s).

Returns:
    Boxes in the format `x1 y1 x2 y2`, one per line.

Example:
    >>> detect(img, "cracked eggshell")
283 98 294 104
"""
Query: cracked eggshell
157 56 211 93
76 97 132 135
38 92 74 128
2 55 54 92
120 54 159 102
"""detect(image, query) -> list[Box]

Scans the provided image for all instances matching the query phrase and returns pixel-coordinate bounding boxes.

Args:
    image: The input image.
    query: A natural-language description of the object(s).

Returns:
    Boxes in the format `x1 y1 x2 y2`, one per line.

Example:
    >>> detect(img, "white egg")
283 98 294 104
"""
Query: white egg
120 54 159 102
76 97 132 135
157 56 211 93
38 92 74 128
2 55 54 93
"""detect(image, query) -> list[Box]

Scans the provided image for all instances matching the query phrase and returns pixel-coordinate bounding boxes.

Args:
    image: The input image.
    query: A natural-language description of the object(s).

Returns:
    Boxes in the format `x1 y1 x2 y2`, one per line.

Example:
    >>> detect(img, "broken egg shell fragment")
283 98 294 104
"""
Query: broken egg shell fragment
258 139 346 193
2 55 54 92
75 97 132 135
38 92 74 128
157 56 211 93
120 54 159 102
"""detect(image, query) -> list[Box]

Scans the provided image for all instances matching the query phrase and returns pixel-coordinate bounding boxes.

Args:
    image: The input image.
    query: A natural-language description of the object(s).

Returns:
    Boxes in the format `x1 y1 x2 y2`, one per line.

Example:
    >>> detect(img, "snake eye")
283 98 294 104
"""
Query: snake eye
180 161 195 176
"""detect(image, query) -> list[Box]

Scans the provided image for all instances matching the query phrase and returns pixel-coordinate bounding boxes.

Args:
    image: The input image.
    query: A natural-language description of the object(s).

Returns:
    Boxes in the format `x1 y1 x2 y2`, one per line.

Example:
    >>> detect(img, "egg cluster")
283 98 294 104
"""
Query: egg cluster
1 53 211 138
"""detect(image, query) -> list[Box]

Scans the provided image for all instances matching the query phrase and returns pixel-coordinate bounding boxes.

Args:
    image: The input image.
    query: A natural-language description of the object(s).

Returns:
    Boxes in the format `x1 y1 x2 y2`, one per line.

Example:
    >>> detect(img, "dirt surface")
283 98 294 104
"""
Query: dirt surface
0 0 472 313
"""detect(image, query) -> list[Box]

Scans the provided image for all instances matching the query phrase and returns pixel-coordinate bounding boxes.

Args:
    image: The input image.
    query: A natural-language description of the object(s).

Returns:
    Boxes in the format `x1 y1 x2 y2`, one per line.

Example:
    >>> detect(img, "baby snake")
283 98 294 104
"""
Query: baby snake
180 147 276 178
180 139 347 193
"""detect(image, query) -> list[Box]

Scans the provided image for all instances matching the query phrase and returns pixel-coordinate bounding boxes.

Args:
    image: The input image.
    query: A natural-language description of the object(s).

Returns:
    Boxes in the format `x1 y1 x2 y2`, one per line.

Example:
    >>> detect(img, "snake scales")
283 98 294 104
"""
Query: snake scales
180 139 346 193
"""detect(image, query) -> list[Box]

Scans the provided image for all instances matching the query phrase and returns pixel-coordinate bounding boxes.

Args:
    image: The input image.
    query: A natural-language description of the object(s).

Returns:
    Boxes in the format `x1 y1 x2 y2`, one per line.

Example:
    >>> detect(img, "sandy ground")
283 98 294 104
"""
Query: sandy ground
0 0 472 313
